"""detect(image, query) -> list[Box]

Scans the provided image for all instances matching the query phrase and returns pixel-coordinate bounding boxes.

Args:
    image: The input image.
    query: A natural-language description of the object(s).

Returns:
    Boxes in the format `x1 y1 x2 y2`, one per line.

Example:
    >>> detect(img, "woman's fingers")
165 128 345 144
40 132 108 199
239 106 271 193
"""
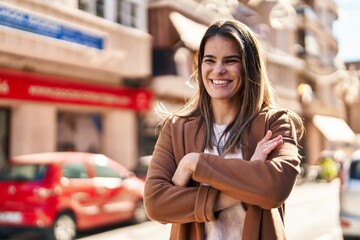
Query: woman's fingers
172 153 200 186
172 162 191 186
267 135 283 148
251 132 283 161
264 135 283 153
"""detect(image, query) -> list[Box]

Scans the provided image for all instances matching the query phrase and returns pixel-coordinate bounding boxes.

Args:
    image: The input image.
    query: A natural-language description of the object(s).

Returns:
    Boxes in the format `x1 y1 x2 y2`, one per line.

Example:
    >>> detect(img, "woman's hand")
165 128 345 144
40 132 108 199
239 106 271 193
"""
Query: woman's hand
250 130 283 161
172 153 200 186
214 192 240 212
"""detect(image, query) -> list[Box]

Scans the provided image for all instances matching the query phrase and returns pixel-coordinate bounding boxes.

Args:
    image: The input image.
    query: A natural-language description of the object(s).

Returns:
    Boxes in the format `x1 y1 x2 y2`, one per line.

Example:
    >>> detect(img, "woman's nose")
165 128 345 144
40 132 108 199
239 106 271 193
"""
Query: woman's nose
214 63 226 74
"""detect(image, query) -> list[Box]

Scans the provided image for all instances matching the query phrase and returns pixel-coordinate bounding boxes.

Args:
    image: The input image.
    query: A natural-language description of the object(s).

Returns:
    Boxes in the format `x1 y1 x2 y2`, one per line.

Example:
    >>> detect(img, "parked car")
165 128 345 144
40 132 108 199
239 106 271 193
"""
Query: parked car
340 149 360 240
0 152 148 240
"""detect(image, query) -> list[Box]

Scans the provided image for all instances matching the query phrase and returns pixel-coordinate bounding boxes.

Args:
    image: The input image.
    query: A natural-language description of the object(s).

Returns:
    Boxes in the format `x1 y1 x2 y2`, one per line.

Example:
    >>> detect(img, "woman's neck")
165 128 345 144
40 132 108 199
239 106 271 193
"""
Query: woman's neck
211 100 237 125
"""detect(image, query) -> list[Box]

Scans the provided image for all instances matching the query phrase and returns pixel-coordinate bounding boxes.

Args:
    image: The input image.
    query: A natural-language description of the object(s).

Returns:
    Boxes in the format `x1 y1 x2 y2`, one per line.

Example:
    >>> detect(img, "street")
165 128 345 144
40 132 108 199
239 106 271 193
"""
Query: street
77 179 343 240
285 179 342 240
3 179 343 240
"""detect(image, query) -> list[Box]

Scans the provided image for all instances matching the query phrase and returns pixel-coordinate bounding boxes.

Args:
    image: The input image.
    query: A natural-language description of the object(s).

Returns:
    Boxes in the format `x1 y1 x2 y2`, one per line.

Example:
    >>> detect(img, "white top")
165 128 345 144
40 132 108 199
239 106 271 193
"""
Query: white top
204 124 246 240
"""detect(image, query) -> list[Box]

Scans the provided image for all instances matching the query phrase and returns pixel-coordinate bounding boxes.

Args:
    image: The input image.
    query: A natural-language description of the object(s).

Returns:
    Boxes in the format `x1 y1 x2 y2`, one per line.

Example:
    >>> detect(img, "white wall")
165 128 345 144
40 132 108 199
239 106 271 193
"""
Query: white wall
102 110 138 170
11 103 56 156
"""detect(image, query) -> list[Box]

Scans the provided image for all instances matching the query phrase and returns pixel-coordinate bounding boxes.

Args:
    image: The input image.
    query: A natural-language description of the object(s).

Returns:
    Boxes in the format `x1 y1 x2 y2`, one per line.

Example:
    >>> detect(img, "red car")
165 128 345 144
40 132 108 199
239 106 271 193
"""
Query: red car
0 152 147 240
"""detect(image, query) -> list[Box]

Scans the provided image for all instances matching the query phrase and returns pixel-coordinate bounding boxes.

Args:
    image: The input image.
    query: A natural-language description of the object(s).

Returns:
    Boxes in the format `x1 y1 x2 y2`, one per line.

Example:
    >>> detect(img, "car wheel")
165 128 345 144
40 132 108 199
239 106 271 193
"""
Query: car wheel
133 201 148 224
47 213 76 240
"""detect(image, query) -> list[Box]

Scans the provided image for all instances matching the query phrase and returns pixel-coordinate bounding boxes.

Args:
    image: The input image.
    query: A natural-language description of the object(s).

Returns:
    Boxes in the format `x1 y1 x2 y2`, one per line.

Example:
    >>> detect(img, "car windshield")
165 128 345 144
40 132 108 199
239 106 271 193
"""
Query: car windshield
0 164 48 181
350 160 360 180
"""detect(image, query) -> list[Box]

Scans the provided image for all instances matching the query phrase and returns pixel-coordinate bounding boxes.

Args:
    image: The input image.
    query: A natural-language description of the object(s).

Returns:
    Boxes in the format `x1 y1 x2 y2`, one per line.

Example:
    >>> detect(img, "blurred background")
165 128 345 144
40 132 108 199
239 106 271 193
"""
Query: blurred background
0 0 360 240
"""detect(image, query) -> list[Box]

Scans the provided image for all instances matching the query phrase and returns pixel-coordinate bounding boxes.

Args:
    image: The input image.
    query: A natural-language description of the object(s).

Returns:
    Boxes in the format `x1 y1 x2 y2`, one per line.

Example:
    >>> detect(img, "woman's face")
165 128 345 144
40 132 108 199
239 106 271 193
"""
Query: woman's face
201 36 242 105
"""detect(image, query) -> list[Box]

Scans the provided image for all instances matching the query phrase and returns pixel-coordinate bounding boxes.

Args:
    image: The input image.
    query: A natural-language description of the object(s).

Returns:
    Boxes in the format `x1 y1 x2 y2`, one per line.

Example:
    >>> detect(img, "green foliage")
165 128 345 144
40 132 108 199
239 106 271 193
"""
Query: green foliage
318 157 338 182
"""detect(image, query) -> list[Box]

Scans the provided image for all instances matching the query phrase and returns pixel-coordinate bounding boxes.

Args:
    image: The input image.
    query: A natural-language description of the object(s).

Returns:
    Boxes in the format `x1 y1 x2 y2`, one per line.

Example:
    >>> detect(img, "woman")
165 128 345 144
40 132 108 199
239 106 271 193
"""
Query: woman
144 19 304 240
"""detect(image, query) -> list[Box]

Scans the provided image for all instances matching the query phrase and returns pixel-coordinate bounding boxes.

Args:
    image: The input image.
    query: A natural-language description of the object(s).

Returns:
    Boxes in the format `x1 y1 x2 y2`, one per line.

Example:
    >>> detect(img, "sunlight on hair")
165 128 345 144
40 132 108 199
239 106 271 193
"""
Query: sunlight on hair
154 102 172 121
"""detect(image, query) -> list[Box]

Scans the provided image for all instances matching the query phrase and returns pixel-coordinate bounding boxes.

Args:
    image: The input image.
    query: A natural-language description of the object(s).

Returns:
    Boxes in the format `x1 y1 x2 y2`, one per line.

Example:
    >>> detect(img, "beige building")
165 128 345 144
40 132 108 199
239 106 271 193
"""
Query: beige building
146 0 358 164
344 62 360 134
0 0 357 169
242 0 358 163
0 0 152 170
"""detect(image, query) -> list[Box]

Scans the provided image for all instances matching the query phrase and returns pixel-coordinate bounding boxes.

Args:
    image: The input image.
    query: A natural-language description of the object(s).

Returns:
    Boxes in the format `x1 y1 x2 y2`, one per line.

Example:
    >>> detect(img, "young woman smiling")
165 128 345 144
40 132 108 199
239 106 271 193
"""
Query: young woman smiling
144 19 304 240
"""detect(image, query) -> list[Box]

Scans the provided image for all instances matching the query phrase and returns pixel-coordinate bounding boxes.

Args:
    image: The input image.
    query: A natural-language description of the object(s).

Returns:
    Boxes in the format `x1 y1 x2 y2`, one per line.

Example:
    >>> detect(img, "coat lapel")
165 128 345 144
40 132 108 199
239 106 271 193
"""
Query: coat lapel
184 116 206 154
241 128 250 161
242 110 268 161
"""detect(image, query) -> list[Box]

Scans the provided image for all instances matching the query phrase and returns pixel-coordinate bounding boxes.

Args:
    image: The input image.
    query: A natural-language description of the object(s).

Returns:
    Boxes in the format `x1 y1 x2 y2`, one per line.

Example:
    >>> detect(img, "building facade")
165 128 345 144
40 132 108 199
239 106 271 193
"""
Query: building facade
147 0 358 164
344 62 360 134
1 0 357 169
0 0 152 170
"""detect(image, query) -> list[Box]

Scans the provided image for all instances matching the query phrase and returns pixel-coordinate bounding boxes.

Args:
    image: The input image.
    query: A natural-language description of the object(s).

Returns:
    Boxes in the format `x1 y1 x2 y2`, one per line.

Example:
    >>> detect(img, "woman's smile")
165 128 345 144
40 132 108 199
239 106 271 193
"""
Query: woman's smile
211 79 232 86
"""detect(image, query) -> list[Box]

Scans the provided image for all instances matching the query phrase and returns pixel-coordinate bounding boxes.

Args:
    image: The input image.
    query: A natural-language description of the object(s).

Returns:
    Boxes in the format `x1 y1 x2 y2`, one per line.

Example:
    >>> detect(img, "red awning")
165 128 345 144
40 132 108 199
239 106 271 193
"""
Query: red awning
0 68 152 111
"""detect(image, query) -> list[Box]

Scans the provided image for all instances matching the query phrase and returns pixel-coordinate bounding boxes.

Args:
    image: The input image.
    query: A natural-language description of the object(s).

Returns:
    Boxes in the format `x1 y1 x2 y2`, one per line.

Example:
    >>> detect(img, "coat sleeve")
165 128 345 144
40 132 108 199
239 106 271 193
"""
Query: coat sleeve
144 118 220 224
192 110 301 210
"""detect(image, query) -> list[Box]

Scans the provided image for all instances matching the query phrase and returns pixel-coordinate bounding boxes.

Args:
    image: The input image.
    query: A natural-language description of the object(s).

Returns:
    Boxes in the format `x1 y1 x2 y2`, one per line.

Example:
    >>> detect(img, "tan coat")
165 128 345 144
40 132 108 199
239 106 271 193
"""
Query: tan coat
144 108 301 240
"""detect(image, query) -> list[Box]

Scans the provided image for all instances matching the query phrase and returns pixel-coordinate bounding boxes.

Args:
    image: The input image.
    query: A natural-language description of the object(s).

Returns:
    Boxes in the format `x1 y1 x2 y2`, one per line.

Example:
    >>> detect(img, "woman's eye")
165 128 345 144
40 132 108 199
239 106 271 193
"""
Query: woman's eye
225 59 239 64
203 58 215 63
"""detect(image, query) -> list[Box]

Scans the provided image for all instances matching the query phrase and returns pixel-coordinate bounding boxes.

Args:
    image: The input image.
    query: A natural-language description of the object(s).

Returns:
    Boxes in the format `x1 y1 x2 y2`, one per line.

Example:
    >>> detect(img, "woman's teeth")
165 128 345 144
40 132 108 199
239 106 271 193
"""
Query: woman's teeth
212 80 230 85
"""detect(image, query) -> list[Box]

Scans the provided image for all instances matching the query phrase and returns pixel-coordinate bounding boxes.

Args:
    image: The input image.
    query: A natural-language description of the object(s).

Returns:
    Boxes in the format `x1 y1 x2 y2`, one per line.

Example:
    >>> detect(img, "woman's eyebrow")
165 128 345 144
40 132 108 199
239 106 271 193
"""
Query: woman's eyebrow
203 54 215 58
203 55 241 59
224 55 241 59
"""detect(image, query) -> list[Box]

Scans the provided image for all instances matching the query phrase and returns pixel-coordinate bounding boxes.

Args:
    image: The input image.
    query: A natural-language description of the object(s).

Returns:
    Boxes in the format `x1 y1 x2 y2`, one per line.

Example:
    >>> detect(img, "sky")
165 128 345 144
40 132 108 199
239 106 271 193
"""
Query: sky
333 0 360 62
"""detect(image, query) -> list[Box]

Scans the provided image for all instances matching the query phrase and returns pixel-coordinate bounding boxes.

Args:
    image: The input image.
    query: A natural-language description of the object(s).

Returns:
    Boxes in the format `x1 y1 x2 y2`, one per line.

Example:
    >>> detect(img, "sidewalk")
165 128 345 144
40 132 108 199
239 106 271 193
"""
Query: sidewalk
77 221 171 240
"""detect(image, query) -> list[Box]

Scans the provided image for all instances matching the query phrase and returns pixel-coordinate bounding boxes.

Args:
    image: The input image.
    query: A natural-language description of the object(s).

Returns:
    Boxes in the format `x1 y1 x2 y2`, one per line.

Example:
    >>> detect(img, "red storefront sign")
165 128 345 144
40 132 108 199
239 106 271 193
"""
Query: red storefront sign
0 68 152 111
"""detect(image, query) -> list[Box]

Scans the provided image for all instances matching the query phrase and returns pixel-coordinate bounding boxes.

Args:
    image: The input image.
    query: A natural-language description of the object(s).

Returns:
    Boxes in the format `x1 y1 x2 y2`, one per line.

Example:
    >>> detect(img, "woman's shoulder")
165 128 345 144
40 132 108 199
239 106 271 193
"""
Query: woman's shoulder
261 106 301 120
262 106 304 138
261 106 290 114
160 112 202 131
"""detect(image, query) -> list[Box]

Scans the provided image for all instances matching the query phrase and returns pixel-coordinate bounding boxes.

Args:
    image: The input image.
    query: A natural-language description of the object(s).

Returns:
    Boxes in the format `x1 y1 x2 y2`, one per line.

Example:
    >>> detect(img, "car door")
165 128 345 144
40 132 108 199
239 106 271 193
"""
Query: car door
61 161 100 229
91 161 136 225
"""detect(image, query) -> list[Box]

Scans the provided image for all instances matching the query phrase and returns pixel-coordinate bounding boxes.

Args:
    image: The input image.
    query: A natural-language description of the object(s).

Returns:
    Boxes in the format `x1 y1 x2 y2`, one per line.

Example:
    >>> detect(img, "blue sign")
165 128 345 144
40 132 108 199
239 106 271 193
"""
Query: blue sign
0 5 104 49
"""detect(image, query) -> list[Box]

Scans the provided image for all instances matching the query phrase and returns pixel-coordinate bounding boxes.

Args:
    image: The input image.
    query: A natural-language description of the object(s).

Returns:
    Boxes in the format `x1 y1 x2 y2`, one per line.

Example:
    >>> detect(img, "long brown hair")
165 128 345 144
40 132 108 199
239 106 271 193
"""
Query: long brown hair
157 19 303 155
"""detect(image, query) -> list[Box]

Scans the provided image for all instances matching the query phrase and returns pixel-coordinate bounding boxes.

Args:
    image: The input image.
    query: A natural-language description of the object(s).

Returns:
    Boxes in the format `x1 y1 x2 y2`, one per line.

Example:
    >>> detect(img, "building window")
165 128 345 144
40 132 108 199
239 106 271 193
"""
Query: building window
78 0 147 31
96 0 105 17
57 112 102 153
297 29 320 58
305 32 320 57
137 112 157 157
297 29 306 56
79 0 104 17
116 0 137 28
152 48 177 76
0 108 10 166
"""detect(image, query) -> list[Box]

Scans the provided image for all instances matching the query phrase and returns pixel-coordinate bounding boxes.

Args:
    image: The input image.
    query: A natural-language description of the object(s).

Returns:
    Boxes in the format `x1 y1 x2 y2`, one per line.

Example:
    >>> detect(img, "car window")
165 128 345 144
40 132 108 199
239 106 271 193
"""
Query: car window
0 164 48 181
350 160 360 180
93 164 121 178
62 162 88 178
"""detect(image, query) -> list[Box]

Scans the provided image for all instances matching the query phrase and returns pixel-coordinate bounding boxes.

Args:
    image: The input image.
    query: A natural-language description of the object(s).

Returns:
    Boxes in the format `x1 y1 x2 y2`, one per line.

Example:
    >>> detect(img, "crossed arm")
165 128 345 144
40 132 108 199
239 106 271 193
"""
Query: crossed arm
172 130 283 212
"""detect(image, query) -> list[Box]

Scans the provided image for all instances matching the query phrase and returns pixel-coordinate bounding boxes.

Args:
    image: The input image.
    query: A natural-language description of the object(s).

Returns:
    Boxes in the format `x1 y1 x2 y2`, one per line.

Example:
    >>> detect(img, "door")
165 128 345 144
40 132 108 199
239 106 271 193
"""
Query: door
61 161 100 229
92 162 135 224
